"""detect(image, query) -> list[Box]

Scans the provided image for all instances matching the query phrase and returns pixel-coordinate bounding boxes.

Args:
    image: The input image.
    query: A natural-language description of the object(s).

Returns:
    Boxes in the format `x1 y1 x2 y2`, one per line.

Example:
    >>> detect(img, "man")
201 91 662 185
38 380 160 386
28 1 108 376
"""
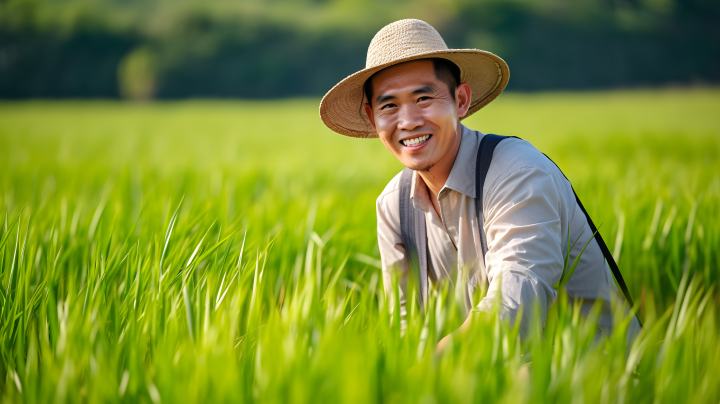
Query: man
319 19 641 348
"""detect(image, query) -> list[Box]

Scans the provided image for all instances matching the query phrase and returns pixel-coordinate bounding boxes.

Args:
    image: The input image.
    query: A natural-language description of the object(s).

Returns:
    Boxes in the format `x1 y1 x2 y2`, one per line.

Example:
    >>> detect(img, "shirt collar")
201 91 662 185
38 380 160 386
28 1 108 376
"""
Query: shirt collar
444 124 481 199
409 125 484 210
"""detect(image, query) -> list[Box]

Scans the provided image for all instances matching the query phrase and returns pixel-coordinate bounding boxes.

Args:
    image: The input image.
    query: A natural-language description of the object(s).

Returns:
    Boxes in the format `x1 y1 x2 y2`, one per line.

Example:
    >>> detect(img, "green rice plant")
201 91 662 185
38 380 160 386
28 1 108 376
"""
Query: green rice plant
0 89 718 403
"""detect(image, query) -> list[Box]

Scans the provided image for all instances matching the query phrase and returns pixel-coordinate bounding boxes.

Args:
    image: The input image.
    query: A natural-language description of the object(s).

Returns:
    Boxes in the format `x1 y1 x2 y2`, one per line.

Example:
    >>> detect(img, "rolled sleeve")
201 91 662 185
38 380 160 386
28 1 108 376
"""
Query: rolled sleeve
475 165 564 338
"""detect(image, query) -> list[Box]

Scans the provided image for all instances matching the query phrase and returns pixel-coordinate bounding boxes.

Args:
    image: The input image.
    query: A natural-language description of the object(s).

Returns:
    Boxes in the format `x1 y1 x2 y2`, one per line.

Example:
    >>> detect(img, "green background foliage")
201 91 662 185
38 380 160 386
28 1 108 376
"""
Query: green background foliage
1 0 719 98
0 89 719 402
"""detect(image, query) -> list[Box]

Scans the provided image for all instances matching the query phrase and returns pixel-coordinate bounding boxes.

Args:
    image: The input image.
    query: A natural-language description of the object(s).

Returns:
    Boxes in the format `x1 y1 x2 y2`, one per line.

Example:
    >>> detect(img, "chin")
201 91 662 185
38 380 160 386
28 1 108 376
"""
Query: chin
402 158 436 172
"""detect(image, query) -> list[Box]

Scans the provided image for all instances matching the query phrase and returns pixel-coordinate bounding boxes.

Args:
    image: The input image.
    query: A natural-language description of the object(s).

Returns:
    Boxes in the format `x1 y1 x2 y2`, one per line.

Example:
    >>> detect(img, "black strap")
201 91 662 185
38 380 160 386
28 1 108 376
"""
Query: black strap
474 134 513 261
399 168 428 313
398 132 639 324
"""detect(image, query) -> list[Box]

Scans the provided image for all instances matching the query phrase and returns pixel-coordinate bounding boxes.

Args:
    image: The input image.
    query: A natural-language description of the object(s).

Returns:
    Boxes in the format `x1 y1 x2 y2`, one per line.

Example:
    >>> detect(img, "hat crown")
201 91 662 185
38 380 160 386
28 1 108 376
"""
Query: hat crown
366 19 448 69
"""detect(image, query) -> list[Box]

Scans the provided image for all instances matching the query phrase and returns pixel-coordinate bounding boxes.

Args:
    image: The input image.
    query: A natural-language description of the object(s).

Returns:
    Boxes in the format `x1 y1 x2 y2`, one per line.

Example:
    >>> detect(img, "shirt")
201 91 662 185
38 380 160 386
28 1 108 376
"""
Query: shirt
376 125 641 340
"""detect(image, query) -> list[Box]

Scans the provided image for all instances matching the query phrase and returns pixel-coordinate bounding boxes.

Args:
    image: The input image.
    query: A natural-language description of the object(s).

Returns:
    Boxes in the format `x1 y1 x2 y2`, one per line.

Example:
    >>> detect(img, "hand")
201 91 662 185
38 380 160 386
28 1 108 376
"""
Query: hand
435 333 453 355
435 313 475 355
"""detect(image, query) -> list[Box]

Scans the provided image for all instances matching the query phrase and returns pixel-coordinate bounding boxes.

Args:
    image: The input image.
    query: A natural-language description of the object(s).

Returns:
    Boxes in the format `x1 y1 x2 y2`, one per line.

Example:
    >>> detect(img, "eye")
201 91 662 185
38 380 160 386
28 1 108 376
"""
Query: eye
418 96 431 102
380 103 396 110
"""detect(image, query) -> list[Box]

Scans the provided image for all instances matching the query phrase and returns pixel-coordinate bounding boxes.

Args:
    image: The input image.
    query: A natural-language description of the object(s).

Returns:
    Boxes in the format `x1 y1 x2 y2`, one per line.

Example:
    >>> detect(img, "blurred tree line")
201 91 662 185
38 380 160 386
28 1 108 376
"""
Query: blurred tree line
1 0 718 99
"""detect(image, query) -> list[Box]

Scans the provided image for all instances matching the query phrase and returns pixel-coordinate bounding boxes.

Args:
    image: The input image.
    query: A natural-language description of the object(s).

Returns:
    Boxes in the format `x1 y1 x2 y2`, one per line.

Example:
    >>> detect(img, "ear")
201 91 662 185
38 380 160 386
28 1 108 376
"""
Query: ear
364 103 376 128
455 82 472 118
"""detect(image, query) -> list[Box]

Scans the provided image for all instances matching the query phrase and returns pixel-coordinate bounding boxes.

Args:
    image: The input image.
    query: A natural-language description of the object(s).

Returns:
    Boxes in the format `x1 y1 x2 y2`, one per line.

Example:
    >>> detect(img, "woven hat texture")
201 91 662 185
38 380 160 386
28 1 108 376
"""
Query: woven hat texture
319 19 510 138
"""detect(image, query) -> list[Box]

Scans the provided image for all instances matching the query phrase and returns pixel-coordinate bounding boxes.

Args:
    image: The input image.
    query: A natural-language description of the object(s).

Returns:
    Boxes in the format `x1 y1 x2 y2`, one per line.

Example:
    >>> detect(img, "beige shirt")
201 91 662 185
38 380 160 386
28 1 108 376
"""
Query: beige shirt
377 125 641 340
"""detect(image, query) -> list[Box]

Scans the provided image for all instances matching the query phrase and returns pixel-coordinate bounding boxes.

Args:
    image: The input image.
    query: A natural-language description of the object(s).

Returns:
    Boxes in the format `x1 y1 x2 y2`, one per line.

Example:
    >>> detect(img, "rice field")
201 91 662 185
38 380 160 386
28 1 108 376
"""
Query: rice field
0 88 719 403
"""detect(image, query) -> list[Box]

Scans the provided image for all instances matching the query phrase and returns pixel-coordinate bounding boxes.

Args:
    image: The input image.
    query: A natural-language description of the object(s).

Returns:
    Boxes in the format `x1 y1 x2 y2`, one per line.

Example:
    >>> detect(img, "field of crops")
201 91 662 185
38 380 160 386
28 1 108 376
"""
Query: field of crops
0 89 718 403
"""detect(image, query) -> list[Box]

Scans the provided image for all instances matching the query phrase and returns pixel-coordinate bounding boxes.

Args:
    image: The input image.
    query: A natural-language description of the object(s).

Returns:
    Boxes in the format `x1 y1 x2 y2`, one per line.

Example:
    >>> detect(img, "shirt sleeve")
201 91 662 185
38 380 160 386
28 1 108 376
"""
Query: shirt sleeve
376 191 410 331
474 165 564 338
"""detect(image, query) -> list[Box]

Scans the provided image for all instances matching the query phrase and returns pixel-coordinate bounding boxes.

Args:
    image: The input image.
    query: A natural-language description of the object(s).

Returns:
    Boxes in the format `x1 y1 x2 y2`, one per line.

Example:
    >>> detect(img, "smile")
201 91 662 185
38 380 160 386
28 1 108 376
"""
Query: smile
401 134 432 147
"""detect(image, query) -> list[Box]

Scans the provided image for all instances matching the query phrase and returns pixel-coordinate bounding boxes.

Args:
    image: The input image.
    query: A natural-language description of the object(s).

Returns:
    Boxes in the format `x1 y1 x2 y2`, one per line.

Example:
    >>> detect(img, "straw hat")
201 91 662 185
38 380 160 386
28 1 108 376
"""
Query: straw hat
319 19 510 138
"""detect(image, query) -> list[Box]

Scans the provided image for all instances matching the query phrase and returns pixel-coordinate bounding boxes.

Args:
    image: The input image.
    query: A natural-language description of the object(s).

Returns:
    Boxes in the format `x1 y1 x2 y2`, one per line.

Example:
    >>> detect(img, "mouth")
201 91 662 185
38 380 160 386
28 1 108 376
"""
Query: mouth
400 134 432 148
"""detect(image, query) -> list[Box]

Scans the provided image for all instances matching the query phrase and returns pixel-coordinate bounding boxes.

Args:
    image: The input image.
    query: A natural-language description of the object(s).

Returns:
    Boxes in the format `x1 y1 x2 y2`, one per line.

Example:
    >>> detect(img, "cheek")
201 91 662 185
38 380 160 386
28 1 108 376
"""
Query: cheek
428 103 457 122
374 113 395 131
375 118 397 146
427 106 457 137
378 132 396 153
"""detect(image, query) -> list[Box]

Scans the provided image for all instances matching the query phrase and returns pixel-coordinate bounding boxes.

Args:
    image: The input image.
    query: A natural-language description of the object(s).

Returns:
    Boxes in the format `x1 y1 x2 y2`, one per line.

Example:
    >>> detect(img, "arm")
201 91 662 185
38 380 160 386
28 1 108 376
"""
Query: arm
376 192 411 332
437 165 564 353
475 165 565 339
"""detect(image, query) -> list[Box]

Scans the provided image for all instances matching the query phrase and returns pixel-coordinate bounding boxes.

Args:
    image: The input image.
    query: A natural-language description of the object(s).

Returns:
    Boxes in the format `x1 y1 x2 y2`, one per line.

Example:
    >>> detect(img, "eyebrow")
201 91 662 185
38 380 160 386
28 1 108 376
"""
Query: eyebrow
375 94 396 105
412 85 435 94
375 85 436 105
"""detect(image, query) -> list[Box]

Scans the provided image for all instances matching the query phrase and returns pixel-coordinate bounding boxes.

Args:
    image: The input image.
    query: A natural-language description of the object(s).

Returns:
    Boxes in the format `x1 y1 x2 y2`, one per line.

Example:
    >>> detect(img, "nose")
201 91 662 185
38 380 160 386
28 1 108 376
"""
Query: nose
397 104 424 132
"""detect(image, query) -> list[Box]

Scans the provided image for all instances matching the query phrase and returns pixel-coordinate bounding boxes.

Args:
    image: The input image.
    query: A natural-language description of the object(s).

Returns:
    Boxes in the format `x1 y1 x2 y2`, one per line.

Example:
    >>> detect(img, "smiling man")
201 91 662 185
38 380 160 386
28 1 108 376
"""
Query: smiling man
319 19 640 349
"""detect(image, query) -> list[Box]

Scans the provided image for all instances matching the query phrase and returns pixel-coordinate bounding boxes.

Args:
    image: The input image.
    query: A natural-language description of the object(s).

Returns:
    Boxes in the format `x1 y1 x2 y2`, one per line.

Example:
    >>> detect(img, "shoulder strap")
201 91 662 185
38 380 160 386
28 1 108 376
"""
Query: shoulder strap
475 134 639 325
474 134 513 259
398 168 428 313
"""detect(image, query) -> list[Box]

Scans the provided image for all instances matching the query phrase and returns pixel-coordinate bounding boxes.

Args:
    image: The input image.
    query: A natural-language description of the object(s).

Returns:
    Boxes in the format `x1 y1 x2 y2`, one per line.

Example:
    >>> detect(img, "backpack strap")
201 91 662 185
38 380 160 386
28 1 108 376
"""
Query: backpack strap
477 134 639 325
398 168 428 313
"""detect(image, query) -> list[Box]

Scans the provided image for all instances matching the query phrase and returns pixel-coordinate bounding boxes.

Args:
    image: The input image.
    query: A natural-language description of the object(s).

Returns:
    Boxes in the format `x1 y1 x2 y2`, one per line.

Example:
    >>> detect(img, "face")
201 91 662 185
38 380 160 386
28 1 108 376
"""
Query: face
364 60 471 171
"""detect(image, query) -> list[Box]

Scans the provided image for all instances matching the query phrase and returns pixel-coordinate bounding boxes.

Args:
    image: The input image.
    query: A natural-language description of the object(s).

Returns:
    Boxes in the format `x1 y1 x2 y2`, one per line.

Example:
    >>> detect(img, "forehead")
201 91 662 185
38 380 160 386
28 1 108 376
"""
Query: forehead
371 59 438 94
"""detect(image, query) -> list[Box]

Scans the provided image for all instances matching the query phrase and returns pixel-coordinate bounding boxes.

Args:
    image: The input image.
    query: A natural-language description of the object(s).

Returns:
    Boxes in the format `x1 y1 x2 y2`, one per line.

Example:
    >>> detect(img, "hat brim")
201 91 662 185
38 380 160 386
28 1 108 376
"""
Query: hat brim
319 49 510 138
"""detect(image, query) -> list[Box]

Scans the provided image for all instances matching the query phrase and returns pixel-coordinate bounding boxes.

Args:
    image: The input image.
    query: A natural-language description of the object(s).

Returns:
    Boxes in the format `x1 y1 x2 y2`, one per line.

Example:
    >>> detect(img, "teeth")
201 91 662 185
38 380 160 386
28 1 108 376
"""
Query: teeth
402 134 430 147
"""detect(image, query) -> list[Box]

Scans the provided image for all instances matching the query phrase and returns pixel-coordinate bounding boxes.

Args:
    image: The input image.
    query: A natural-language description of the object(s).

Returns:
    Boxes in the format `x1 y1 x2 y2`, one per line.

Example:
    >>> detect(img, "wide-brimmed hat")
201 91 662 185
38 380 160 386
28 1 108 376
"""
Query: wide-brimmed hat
319 19 510 138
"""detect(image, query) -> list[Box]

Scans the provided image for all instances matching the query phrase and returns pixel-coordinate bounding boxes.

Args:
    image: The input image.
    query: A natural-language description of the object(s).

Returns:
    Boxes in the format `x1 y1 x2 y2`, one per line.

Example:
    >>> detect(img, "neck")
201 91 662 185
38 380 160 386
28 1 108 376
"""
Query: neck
417 122 463 197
